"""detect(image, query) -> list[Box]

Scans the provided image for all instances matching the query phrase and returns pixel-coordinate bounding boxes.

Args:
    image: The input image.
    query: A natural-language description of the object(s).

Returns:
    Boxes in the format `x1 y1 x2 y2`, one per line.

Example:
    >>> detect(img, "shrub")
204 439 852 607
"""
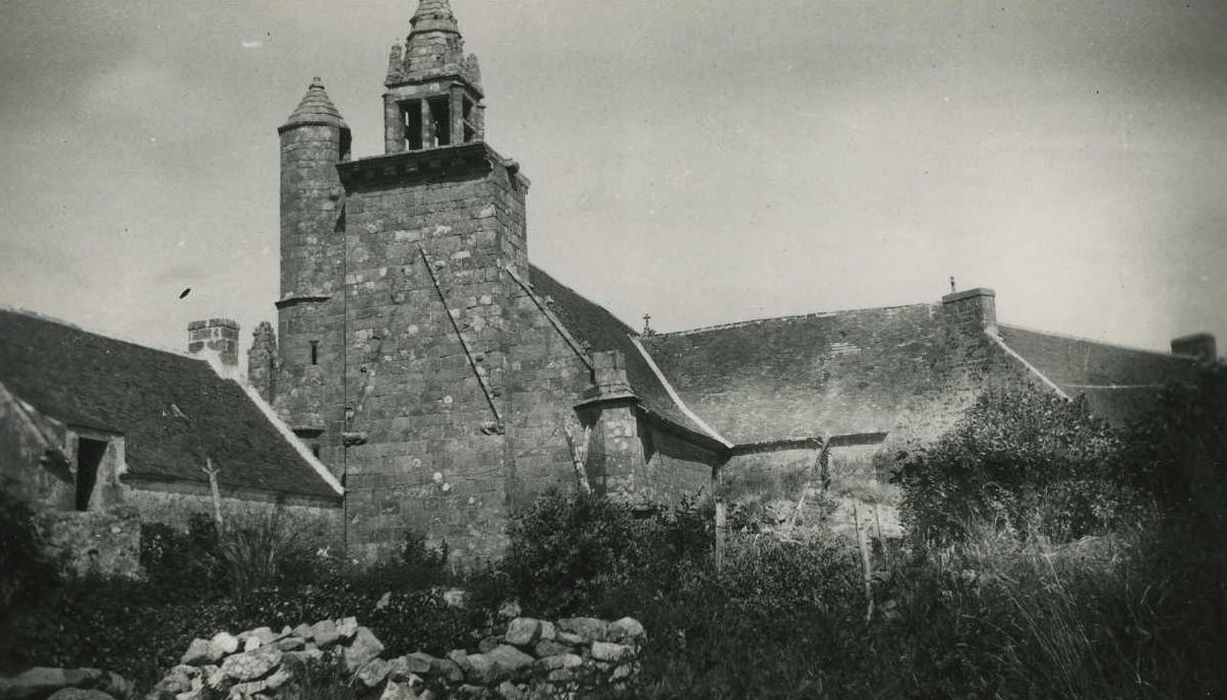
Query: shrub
0 492 57 622
498 489 711 618
893 387 1137 543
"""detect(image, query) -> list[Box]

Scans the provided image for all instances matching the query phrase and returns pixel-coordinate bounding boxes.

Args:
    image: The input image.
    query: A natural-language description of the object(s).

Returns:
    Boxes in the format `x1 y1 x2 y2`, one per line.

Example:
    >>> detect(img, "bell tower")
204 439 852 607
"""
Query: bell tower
310 0 530 560
383 0 484 154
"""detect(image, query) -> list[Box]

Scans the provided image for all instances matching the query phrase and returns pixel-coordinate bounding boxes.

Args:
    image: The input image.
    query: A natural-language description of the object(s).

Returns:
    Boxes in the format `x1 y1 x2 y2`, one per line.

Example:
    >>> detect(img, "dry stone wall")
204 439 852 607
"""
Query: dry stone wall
152 613 644 700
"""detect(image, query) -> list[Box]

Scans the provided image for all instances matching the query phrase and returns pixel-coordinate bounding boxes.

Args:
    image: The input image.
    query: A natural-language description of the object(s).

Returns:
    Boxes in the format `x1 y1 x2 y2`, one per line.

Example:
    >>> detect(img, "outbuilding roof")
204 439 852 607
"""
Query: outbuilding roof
0 309 342 500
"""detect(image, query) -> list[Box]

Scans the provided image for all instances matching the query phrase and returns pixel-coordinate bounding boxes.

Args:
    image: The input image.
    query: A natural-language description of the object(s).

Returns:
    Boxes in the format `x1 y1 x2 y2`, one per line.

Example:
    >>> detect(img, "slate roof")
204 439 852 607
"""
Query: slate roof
0 309 342 500
641 304 953 445
526 266 718 442
996 324 1201 426
281 77 348 131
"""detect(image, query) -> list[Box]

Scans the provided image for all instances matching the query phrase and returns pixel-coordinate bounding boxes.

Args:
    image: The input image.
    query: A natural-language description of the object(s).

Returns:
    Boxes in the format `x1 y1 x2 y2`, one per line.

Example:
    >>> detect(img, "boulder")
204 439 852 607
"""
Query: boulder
209 632 240 659
477 636 499 653
239 627 276 646
533 654 582 673
275 636 305 652
380 680 418 700
356 659 391 688
218 646 282 682
434 659 465 684
463 654 503 685
537 621 556 642
241 637 262 653
335 617 359 641
283 648 325 668
180 638 216 666
151 665 198 697
531 640 573 658
309 619 340 649
292 623 313 640
555 618 607 644
496 680 525 700
503 618 541 648
343 627 385 673
393 653 433 676
607 617 646 644
46 690 114 700
590 642 634 663
554 632 587 647
463 645 535 684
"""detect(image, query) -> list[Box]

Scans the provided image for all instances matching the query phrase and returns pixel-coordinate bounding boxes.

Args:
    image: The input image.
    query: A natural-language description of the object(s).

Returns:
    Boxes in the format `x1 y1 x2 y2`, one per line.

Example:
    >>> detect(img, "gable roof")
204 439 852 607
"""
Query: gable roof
641 303 954 445
0 309 342 500
525 266 719 442
996 324 1201 425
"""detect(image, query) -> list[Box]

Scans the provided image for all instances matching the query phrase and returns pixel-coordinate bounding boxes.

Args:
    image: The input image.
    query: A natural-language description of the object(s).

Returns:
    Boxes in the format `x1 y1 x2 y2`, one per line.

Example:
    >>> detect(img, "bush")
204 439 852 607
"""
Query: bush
0 492 57 622
893 387 1137 544
497 489 711 619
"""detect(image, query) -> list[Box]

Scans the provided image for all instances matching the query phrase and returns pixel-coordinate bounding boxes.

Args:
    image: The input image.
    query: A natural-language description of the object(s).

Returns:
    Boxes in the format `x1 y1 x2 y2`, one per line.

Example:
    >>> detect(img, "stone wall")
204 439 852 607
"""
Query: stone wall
637 419 719 505
123 480 343 550
154 613 645 700
34 507 142 579
337 151 527 561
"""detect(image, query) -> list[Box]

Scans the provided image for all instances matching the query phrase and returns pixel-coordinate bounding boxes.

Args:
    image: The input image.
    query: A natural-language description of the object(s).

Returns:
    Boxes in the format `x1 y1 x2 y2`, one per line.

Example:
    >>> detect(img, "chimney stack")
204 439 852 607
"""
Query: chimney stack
941 287 997 333
188 318 239 367
1170 333 1216 364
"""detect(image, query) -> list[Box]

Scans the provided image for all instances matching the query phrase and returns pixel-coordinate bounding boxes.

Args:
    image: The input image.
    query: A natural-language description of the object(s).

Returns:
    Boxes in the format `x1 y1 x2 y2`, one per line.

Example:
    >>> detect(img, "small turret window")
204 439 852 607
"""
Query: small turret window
310 340 319 365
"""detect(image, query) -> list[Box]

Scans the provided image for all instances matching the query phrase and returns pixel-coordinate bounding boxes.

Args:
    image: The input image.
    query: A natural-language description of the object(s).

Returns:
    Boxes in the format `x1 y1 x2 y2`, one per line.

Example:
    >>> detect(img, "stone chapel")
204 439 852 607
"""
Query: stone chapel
248 0 1214 560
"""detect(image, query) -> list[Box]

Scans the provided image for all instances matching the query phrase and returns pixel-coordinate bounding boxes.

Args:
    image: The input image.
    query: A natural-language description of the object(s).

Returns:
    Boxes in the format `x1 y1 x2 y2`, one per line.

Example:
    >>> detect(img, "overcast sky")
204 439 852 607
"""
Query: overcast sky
1 0 1224 359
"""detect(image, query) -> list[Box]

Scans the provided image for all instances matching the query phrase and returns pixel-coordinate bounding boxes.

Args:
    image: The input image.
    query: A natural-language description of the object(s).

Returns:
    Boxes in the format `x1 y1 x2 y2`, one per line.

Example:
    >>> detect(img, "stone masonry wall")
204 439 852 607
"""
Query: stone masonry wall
637 420 718 505
276 121 349 464
338 156 526 561
123 481 343 550
503 294 599 506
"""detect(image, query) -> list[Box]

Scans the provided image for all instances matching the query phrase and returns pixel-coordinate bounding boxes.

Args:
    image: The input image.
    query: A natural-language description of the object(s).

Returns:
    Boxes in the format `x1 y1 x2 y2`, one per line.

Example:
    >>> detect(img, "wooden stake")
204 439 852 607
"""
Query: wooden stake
853 502 874 624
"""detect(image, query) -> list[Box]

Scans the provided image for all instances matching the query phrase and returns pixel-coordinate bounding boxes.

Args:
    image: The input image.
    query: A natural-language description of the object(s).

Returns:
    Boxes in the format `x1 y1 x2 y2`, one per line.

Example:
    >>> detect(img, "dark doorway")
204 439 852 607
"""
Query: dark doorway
76 438 107 511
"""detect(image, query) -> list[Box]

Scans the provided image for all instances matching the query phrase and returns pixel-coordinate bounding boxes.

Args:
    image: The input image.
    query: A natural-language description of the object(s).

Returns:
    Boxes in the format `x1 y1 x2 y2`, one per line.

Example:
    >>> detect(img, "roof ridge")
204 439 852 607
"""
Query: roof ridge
0 305 193 359
997 322 1195 363
658 302 935 337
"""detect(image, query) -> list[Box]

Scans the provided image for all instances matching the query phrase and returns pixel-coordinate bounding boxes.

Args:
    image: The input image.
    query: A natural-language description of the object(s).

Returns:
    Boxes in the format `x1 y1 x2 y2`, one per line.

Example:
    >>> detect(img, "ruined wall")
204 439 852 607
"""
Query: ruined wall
34 508 143 579
123 480 343 550
0 387 75 510
338 151 527 561
721 448 815 501
638 420 718 505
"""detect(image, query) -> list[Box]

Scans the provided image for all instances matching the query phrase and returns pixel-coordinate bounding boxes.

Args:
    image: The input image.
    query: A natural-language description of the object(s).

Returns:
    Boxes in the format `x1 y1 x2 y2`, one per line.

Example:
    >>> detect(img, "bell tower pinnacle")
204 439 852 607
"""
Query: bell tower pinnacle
383 0 484 154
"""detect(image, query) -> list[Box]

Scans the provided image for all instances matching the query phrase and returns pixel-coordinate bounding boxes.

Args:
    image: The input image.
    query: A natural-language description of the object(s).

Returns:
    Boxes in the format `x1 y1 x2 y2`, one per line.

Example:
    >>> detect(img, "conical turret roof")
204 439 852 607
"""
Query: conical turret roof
281 77 348 131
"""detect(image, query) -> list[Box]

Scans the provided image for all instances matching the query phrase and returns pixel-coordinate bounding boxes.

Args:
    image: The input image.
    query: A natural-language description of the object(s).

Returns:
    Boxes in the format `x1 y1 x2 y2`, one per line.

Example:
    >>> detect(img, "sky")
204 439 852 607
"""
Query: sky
1 0 1224 360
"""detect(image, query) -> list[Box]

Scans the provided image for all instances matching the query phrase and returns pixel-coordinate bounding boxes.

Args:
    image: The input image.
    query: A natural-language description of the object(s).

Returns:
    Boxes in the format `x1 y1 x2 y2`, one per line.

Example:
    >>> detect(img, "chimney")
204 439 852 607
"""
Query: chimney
188 318 239 367
591 350 632 397
941 287 997 333
1170 333 1216 364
